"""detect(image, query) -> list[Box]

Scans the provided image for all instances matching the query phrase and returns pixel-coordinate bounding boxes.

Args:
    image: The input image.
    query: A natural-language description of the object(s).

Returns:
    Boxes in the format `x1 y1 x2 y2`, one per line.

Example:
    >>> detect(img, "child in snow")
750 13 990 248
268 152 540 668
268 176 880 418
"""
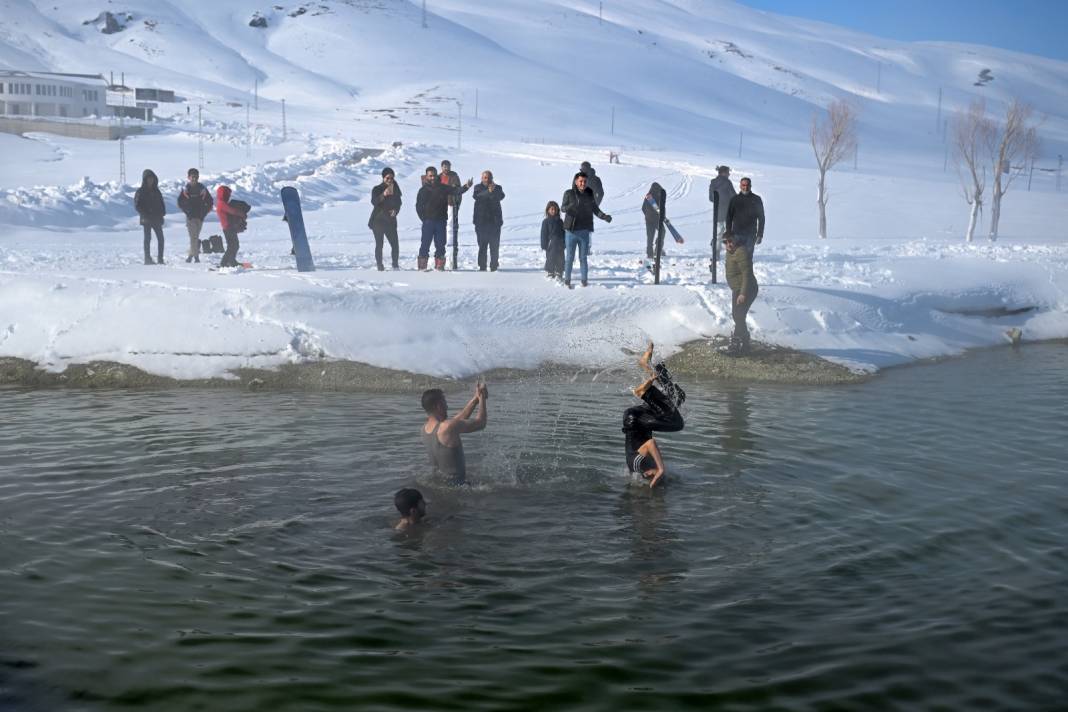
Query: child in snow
133 169 166 265
215 185 249 268
541 201 565 279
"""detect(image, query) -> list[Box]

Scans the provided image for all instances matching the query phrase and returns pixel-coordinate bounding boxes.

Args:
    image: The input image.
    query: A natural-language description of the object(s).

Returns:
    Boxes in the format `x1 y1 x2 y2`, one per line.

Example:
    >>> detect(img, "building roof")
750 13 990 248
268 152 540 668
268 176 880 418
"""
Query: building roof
0 70 107 84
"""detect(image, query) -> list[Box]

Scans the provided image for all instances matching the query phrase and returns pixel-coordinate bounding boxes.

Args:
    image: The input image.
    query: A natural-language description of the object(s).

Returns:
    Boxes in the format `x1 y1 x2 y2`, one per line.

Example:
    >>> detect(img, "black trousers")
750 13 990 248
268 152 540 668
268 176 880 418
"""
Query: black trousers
372 223 399 268
143 224 164 260
221 230 240 267
476 224 501 271
645 220 658 258
624 384 685 436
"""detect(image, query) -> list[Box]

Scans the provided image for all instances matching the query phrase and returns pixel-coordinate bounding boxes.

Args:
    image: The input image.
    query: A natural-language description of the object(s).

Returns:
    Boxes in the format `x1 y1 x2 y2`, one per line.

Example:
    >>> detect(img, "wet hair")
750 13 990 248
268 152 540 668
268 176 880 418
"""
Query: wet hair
545 200 560 216
421 388 445 414
188 168 199 179
394 488 424 516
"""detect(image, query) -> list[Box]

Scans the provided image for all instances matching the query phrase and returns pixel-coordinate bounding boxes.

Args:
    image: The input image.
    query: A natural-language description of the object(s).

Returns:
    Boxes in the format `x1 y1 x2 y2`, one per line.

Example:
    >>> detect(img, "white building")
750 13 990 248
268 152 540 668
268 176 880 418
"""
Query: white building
0 71 108 119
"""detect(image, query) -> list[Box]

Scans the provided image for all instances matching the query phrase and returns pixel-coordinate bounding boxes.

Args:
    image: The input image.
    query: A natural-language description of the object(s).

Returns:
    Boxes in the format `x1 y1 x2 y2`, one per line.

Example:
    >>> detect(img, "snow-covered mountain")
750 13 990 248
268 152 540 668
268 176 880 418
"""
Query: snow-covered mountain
3 0 1066 161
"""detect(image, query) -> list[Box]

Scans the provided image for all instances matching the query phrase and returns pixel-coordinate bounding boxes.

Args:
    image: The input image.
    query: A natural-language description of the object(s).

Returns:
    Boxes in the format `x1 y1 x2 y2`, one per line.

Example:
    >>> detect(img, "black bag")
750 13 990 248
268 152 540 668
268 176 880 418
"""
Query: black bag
229 199 251 234
200 238 212 253
209 234 224 253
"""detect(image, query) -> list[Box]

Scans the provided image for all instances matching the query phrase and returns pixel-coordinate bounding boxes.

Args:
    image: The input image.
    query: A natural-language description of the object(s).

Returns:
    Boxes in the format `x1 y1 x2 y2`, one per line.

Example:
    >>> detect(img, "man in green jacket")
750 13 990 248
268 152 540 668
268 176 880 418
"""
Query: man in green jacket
723 231 759 355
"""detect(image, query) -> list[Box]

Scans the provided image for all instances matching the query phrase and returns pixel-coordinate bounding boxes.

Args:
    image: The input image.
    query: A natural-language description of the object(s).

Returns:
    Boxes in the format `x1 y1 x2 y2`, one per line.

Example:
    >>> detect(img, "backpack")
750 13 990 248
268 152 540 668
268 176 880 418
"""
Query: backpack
229 199 251 233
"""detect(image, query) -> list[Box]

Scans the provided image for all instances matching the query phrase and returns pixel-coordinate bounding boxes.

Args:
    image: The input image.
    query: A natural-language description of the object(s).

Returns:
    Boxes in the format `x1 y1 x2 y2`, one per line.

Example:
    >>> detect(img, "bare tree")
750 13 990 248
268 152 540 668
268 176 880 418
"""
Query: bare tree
988 99 1039 240
951 100 994 243
810 100 858 239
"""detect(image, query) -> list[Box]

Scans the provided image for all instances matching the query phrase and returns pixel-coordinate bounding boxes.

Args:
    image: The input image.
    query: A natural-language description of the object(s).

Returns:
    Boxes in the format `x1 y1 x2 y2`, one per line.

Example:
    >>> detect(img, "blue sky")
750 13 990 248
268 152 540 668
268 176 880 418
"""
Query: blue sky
739 0 1068 63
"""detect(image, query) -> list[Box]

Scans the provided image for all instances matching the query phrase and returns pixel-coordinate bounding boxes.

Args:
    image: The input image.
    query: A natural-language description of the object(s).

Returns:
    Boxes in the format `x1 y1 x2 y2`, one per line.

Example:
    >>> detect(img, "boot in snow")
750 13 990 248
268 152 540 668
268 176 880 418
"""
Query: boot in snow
434 257 446 271
144 255 155 265
417 256 428 271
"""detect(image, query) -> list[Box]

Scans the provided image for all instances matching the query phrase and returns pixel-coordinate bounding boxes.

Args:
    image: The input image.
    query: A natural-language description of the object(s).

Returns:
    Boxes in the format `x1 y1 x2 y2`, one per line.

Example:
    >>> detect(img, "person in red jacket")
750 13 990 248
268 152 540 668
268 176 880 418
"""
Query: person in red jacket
215 185 247 268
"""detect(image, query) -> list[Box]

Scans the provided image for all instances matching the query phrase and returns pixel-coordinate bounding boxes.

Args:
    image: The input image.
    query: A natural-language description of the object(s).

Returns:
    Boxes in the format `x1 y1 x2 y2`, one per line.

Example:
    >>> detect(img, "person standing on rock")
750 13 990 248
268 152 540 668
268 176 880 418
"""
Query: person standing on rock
722 231 759 356
177 168 213 264
708 165 735 258
561 172 612 288
725 176 764 259
471 170 506 271
134 169 166 265
369 167 402 270
416 166 472 270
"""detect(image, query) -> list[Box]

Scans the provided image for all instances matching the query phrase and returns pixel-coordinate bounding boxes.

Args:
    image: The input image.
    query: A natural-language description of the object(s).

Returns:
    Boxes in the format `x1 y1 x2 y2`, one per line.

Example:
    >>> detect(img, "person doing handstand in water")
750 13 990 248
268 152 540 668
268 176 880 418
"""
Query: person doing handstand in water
420 381 488 486
623 342 686 487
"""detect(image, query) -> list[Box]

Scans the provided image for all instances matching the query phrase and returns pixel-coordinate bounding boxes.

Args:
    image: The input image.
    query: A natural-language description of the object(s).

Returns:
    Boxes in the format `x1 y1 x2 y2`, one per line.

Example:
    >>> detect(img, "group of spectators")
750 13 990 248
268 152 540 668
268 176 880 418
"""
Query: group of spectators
133 167 249 268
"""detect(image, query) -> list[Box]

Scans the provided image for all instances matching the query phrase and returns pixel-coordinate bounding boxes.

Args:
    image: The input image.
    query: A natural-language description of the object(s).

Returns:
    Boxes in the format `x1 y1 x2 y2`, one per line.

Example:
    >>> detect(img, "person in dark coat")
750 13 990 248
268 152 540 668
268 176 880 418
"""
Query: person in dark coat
580 160 605 254
369 167 402 270
709 165 736 256
561 172 612 288
134 169 166 265
471 170 505 271
725 176 765 259
177 168 213 263
540 201 565 279
215 185 248 268
642 181 665 259
416 166 472 270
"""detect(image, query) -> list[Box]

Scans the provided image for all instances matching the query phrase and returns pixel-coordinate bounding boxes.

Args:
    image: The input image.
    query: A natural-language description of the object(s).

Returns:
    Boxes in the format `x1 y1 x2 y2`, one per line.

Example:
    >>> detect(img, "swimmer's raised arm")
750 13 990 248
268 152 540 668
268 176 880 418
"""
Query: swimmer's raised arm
457 386 488 433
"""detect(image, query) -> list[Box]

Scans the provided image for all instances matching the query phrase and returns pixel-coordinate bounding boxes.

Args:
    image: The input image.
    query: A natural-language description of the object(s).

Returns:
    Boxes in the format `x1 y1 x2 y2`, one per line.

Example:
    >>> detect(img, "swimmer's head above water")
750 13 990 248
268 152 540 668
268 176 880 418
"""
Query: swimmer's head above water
421 388 447 419
394 488 426 530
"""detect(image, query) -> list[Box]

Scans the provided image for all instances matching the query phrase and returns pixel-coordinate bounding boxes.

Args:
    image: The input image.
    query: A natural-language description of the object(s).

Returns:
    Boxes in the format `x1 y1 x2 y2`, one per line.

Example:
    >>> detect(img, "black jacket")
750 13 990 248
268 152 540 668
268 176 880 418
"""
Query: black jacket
471 183 505 227
177 181 213 220
541 215 564 250
642 182 664 225
369 181 403 228
709 175 736 223
726 191 765 239
134 170 166 227
417 180 464 221
562 186 608 232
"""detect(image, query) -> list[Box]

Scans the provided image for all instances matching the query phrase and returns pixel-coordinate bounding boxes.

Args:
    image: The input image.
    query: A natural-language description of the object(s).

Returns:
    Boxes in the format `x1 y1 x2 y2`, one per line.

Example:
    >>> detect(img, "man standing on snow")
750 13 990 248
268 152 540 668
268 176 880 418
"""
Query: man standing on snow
471 170 506 271
368 166 402 270
440 160 467 252
708 165 736 258
178 168 213 264
580 160 605 254
417 166 472 270
726 176 764 259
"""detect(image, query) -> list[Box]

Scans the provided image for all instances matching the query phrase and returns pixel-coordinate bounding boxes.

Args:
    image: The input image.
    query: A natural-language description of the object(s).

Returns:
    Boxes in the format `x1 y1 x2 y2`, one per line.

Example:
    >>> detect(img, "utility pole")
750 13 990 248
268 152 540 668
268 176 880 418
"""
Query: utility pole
738 130 743 158
246 102 251 159
1027 158 1034 191
457 100 462 150
936 87 942 133
610 106 615 135
943 130 949 173
281 98 287 142
197 104 204 172
422 0 427 28
1058 154 1063 192
599 1 603 24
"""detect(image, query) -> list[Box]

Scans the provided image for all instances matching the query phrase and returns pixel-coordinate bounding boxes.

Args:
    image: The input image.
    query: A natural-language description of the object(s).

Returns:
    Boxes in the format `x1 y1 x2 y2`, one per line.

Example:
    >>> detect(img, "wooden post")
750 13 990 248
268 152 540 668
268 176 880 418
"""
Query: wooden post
710 191 719 282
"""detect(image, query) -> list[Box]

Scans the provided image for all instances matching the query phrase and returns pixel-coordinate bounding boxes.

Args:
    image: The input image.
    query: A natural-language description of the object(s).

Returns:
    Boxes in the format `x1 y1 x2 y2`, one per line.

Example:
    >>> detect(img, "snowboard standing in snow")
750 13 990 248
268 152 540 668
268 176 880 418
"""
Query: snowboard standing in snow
711 191 719 282
281 187 315 272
